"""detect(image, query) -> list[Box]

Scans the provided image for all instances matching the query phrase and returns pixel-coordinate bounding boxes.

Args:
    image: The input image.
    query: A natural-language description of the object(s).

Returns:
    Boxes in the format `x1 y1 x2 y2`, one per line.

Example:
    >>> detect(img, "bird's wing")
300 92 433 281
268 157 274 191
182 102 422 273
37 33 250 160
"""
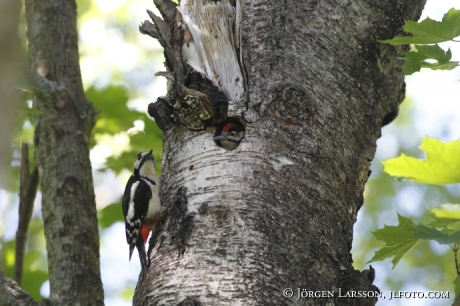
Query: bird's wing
122 177 152 246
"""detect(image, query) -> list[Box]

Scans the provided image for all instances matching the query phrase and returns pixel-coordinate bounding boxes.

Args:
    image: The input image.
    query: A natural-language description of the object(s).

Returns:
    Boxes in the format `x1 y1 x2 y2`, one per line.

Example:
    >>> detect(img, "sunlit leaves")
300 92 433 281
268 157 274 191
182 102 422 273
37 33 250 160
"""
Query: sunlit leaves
22 251 48 300
413 224 460 245
98 203 124 229
87 85 163 174
380 8 460 75
383 138 460 185
369 214 460 268
0 232 48 300
380 8 460 45
454 276 460 302
369 214 420 268
403 45 459 75
87 86 141 136
427 204 460 230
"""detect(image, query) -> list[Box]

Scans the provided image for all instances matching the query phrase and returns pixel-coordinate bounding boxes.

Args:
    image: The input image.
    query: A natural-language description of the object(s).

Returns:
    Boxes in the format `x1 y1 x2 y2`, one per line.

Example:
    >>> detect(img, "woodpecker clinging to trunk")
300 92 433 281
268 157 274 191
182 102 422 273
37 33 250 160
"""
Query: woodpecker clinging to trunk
122 150 162 279
214 122 245 150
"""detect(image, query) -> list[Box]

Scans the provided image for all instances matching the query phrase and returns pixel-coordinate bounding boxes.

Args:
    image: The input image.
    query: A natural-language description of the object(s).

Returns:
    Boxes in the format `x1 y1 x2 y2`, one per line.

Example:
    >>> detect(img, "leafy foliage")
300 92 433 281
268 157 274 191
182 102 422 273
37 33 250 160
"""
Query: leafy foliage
373 7 460 300
380 8 460 45
87 86 140 136
88 85 163 174
0 218 47 300
403 45 458 75
455 276 460 300
1 84 163 301
428 204 460 229
368 214 420 268
370 212 460 264
2 0 166 304
379 138 460 297
380 8 460 75
383 138 460 185
98 203 124 230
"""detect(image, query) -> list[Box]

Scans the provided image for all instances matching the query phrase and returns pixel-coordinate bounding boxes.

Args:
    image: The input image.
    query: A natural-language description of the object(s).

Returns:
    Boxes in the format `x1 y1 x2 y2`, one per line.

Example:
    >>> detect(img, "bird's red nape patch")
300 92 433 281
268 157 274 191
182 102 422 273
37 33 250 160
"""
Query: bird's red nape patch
222 123 234 132
140 225 151 244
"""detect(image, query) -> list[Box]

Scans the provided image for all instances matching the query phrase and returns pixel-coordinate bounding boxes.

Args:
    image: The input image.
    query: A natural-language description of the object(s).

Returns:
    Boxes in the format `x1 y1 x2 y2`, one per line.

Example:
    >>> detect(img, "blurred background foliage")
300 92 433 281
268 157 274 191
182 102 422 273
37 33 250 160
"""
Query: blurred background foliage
0 0 459 305
1 0 165 304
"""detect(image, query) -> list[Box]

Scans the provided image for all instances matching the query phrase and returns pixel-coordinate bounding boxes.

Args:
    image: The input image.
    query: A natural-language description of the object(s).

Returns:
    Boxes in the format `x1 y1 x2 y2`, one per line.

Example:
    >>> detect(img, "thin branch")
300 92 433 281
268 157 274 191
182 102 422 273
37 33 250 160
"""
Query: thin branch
456 248 459 275
154 0 176 24
451 244 460 275
14 142 39 286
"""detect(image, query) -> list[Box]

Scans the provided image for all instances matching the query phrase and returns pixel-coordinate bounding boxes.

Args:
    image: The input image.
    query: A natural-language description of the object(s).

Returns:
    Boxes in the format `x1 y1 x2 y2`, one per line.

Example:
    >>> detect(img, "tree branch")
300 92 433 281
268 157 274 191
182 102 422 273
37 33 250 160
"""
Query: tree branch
452 244 459 275
15 142 39 286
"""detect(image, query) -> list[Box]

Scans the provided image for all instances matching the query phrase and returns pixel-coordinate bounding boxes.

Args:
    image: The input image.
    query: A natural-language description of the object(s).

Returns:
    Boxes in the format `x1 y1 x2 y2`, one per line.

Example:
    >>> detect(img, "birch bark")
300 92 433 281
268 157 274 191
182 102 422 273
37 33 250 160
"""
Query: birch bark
137 0 426 305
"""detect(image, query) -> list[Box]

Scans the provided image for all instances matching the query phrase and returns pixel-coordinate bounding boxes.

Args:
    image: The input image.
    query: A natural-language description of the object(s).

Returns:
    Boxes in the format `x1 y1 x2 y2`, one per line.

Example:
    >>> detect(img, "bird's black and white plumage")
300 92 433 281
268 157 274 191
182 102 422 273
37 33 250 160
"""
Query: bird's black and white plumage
122 150 162 279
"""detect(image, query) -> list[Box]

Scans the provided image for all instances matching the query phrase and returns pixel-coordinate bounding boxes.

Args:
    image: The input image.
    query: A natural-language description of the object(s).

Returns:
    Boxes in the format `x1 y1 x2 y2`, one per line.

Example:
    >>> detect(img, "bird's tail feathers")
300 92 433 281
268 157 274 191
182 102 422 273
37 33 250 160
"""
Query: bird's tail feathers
129 243 135 261
137 239 149 280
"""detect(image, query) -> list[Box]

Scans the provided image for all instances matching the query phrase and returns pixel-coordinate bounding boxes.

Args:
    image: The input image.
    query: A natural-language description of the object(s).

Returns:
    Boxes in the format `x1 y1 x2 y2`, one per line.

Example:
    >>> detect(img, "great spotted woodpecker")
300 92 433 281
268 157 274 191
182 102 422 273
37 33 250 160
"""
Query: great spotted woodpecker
122 150 162 279
214 122 245 150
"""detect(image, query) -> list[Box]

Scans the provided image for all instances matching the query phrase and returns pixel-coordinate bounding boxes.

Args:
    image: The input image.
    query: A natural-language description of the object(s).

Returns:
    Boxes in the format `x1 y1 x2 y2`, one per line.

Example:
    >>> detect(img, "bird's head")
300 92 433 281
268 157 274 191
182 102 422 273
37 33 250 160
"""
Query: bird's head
134 150 155 177
214 122 245 150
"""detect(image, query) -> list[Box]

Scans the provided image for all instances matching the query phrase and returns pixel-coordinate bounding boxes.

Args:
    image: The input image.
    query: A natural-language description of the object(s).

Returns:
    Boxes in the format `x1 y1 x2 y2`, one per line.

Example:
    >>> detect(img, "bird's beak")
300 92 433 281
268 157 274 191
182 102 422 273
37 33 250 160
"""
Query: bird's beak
214 135 226 140
147 149 153 159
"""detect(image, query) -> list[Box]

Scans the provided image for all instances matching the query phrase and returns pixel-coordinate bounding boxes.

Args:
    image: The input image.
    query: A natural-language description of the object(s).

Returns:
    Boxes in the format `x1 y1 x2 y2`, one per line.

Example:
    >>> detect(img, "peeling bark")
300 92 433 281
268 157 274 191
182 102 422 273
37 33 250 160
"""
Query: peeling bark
136 0 425 305
178 0 245 101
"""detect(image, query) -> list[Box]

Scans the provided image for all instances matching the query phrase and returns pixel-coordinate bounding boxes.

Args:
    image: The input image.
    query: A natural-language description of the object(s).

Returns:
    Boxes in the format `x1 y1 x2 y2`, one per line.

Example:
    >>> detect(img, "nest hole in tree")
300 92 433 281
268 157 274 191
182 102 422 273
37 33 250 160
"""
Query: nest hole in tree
213 118 246 150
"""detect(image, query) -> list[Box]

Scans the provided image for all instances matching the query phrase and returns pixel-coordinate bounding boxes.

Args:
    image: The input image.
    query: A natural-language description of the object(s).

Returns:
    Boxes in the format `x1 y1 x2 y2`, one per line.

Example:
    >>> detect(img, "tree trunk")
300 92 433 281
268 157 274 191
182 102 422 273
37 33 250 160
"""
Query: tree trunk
19 1 103 305
137 0 426 305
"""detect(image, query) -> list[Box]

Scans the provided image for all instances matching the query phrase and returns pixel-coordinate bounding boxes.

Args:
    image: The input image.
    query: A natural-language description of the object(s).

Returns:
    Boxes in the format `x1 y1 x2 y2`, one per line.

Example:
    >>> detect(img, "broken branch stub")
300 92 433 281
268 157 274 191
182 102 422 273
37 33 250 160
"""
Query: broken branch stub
174 85 215 130
141 0 246 131
178 0 245 102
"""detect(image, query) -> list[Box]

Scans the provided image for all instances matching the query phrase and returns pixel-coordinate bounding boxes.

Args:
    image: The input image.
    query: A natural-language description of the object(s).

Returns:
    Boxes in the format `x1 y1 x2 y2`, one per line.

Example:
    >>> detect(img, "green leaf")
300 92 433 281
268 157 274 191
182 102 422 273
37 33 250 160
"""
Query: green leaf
431 204 460 220
454 275 460 303
15 76 39 93
367 241 419 269
104 116 163 175
403 45 459 75
105 151 136 174
121 287 135 299
22 269 48 300
368 214 420 268
21 250 49 300
369 212 460 268
427 61 459 71
86 86 142 135
98 203 124 229
383 137 460 185
403 56 422 76
412 224 460 245
0 247 48 300
426 204 460 230
428 218 460 229
87 85 163 174
380 8 460 45
0 240 15 276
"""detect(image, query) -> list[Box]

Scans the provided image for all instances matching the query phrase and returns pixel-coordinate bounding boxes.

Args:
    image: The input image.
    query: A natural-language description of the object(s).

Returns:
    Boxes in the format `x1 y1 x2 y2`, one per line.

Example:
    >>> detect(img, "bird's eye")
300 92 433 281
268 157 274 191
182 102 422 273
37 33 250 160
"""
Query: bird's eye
231 131 236 136
137 154 142 161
